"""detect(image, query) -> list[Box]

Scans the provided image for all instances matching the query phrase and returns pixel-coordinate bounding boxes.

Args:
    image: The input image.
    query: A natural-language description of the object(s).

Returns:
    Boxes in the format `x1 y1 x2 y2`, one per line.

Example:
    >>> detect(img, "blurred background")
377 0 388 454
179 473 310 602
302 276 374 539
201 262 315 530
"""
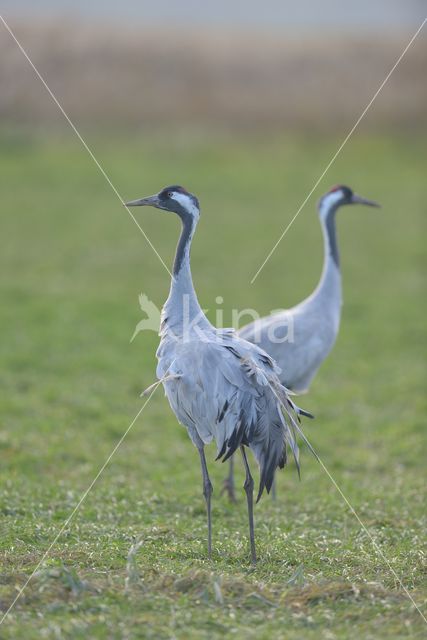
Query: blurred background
0 3 426 638
1 1 426 131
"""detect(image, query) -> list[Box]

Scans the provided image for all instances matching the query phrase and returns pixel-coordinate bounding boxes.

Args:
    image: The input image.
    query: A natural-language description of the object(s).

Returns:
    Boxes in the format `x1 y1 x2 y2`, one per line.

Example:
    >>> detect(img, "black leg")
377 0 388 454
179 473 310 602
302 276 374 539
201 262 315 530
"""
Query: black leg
198 446 213 558
221 455 237 503
240 446 257 564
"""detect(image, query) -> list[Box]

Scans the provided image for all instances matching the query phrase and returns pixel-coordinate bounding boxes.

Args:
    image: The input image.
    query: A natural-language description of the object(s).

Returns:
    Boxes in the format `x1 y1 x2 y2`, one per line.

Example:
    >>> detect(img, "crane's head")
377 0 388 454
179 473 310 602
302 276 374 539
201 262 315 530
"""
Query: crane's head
125 185 200 222
318 185 380 218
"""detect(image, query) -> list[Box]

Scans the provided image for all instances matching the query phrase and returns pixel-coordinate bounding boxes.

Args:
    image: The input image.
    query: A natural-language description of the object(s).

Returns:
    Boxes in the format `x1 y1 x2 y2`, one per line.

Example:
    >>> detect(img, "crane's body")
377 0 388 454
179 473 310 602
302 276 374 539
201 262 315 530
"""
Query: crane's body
126 185 312 563
239 188 347 393
219 186 379 502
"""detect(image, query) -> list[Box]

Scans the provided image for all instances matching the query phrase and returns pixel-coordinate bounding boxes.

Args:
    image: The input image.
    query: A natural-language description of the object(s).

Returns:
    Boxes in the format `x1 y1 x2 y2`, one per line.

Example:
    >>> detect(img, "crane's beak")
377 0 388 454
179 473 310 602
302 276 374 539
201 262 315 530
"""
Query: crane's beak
124 194 161 208
351 194 381 208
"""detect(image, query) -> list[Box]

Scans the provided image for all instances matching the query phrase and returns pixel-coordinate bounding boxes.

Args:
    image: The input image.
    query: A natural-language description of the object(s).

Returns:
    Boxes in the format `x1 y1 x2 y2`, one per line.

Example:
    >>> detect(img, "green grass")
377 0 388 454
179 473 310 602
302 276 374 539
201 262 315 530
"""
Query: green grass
0 129 426 639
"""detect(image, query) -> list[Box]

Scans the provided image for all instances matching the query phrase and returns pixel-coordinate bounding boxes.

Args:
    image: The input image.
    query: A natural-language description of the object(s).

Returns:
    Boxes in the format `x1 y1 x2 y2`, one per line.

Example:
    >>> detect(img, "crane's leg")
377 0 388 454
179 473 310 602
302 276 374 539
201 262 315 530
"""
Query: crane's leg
197 445 213 559
271 477 277 502
240 446 257 564
221 455 237 503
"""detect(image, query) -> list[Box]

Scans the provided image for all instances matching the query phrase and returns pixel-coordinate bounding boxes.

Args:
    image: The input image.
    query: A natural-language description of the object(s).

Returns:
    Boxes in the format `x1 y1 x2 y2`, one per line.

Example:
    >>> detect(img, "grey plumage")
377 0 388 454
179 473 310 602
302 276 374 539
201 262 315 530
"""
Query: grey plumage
157 325 302 500
239 186 380 392
126 184 311 562
218 185 379 502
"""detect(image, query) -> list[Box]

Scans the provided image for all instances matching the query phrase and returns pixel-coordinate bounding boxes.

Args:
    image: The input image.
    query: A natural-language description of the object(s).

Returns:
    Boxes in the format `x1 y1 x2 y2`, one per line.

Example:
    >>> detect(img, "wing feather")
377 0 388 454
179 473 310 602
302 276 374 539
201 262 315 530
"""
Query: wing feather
157 330 312 499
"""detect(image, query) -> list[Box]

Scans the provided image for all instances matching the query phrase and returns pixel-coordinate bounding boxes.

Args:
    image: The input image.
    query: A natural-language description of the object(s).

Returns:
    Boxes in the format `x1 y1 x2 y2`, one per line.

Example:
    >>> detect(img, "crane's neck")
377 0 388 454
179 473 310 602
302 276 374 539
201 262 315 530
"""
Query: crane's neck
323 205 340 269
314 204 342 303
162 214 211 338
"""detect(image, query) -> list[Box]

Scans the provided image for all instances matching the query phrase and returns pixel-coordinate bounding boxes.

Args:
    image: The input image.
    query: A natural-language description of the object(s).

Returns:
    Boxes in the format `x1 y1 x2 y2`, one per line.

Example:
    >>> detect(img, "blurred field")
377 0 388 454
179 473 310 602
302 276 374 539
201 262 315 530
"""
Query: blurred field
0 127 426 638
0 20 426 131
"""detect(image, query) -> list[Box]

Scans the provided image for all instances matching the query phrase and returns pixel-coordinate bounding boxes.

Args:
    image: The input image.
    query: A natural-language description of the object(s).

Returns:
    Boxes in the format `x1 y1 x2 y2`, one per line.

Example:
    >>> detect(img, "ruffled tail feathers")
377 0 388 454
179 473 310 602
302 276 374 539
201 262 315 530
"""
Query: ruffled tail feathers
211 360 315 502
255 378 316 502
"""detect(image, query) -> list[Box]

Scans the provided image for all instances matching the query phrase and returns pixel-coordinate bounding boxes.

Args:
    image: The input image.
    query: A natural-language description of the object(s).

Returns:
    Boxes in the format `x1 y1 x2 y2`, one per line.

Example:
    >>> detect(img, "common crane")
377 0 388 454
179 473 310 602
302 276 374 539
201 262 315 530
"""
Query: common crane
218 185 379 501
126 185 313 563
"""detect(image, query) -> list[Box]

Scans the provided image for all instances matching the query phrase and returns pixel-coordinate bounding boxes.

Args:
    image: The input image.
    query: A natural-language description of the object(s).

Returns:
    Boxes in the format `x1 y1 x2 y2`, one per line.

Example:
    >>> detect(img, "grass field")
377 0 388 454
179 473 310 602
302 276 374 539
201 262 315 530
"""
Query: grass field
0 129 426 638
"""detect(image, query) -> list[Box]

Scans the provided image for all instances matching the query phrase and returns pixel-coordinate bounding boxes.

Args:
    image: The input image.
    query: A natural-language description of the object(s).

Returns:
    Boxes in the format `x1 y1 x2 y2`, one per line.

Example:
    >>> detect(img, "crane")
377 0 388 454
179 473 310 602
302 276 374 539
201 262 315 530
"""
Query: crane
126 185 313 563
219 185 379 501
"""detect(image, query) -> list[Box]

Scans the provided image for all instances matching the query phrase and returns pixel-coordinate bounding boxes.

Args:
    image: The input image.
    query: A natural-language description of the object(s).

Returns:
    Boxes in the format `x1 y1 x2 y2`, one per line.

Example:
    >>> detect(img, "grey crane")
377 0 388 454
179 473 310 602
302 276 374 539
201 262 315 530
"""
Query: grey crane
221 185 380 501
126 185 313 563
